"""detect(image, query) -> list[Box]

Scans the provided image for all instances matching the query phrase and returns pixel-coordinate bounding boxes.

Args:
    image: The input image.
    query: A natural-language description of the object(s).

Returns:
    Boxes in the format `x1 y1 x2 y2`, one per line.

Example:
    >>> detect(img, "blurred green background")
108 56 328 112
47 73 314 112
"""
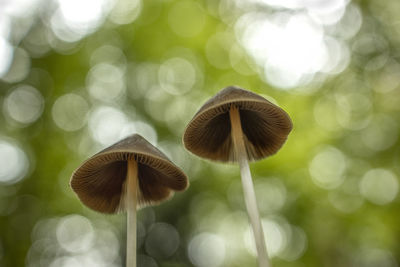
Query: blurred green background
0 0 399 266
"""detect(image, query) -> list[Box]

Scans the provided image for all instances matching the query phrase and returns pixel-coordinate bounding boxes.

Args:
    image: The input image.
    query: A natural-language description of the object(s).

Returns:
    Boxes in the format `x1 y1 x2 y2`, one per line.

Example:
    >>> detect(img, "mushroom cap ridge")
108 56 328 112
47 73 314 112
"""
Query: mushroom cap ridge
183 86 292 162
70 134 188 213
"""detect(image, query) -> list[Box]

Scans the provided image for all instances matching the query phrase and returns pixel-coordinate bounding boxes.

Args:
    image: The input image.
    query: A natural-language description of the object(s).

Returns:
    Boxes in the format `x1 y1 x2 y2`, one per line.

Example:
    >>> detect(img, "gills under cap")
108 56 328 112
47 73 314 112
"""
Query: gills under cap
70 134 188 213
183 86 292 162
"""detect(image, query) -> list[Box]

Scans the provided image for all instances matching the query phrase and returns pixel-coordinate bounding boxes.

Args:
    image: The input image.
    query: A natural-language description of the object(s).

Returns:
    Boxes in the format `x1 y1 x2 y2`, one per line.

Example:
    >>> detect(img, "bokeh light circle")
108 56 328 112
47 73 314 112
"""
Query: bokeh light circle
279 226 308 261
188 233 226 267
244 218 289 258
159 57 196 95
4 85 44 125
52 93 90 131
51 0 113 42
361 115 398 151
137 254 158 267
0 37 13 77
88 106 128 146
360 169 398 205
87 63 126 101
1 47 31 83
56 214 94 253
0 139 29 184
255 178 287 214
145 222 180 259
309 146 347 189
355 248 397 267
109 0 142 25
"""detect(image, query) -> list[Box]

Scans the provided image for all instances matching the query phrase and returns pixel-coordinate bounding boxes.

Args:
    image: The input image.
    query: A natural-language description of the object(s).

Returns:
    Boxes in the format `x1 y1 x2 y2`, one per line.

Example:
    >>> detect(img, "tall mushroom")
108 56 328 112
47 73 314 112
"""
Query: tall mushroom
183 86 292 267
70 134 188 267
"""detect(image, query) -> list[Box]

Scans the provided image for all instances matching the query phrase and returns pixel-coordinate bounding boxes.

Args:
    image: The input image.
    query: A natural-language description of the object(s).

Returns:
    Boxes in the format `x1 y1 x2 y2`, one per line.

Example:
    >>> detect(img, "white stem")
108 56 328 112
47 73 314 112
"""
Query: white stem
126 159 138 267
230 106 271 267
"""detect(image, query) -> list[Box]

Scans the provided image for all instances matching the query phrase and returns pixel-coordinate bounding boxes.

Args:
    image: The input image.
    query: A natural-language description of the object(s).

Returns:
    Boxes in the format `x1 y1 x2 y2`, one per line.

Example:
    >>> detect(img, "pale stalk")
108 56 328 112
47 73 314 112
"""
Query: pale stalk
126 159 138 267
229 106 270 267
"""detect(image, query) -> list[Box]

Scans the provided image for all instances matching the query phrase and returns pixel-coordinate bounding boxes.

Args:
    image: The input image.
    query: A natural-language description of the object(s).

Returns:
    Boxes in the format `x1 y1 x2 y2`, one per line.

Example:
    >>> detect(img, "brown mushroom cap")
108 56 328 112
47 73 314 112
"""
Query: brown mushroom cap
183 86 292 162
70 134 188 214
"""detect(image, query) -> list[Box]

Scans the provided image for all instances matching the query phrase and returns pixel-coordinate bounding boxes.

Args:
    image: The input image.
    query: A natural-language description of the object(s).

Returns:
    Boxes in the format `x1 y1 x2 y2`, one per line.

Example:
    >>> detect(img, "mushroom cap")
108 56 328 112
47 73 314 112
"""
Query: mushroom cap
70 134 188 214
183 86 292 162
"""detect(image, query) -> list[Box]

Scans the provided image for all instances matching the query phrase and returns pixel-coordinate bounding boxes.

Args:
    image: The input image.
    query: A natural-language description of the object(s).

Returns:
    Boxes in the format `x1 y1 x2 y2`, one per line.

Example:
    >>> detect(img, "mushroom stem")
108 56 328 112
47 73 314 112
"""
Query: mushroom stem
126 158 138 267
230 106 270 267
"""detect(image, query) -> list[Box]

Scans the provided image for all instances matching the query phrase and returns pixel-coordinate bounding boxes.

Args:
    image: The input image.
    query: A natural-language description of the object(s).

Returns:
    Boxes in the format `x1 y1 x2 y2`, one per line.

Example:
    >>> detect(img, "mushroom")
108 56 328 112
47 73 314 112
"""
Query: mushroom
183 86 292 267
70 134 188 267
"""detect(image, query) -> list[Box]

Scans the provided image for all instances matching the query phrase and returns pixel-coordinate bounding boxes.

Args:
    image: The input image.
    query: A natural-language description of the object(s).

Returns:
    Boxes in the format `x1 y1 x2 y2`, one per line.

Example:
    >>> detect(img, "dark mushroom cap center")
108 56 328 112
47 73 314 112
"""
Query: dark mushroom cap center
71 152 188 213
183 98 292 162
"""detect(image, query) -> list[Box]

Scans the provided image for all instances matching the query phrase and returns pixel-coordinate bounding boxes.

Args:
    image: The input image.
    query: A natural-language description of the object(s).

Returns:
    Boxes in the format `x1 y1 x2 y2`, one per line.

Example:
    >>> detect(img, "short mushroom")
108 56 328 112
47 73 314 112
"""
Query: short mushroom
183 86 292 267
70 134 188 267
